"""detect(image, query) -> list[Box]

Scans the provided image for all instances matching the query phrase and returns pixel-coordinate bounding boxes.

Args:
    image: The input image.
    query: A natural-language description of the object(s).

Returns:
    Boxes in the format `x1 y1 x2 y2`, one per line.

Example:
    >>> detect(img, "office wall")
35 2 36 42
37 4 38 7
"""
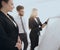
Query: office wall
38 17 60 50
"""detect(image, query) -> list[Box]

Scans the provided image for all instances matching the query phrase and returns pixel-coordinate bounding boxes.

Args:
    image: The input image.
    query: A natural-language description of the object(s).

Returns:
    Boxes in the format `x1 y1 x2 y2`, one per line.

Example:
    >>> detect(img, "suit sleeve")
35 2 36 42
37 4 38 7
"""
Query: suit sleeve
0 22 18 50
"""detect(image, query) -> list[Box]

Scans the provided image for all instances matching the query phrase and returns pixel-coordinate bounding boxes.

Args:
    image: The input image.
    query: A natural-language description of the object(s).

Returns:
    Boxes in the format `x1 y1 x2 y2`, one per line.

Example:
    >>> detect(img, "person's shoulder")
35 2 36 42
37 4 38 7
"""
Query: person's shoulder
29 17 32 19
29 17 34 21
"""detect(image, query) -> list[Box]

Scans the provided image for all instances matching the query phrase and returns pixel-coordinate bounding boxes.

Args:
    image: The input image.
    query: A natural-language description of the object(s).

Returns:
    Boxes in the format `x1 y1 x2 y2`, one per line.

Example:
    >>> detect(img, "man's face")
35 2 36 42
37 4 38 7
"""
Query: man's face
18 9 24 17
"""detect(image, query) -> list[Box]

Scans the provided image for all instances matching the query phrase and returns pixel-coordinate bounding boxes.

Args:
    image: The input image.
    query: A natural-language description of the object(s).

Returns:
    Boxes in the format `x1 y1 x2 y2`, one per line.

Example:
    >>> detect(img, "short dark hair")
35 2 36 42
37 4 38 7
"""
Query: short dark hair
16 5 24 11
0 0 9 9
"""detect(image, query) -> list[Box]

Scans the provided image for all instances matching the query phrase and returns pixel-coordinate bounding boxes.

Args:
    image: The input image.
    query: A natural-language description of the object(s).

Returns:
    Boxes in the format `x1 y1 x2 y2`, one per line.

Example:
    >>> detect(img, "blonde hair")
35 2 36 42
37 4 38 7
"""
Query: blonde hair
30 8 38 18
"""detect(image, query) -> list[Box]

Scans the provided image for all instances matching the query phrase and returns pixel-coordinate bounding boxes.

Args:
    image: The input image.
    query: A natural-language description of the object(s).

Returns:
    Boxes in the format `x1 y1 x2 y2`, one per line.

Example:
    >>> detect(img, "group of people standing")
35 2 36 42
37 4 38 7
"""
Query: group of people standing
0 0 48 50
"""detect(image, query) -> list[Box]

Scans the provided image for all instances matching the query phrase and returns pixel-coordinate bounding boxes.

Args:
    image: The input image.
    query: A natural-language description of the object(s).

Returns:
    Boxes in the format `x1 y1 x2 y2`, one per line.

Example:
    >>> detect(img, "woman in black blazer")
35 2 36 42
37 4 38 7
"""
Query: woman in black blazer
29 8 48 50
0 0 21 50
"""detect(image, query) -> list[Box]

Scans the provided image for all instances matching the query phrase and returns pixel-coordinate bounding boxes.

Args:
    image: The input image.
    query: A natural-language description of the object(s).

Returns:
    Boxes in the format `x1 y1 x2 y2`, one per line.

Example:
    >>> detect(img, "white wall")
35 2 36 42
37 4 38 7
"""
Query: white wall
38 17 60 50
10 0 60 21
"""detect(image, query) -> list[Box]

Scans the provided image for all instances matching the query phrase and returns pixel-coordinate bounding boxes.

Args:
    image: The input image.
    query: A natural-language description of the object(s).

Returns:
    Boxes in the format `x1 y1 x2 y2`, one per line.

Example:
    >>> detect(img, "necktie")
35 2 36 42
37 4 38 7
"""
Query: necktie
20 17 26 33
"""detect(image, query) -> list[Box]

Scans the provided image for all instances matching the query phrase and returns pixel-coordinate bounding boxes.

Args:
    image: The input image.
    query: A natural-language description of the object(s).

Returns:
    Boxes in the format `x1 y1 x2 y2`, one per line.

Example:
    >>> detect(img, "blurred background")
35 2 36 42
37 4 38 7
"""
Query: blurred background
9 0 60 22
9 0 60 34
8 0 60 50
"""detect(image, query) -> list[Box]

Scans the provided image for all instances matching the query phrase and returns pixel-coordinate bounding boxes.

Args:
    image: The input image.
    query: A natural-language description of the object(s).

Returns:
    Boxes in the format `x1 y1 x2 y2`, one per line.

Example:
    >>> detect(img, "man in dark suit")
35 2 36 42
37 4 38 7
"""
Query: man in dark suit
15 5 28 50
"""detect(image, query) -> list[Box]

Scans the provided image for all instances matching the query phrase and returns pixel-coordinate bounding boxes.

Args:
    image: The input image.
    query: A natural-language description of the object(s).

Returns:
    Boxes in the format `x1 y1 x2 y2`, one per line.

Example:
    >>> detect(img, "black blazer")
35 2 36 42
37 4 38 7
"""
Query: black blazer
0 11 19 50
29 17 42 35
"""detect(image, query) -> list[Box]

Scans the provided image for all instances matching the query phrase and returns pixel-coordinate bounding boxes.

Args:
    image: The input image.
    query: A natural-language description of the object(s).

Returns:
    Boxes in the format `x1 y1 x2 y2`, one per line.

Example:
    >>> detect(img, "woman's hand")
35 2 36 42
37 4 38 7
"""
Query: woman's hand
15 42 22 50
17 36 21 43
42 24 46 28
15 36 22 50
42 18 49 28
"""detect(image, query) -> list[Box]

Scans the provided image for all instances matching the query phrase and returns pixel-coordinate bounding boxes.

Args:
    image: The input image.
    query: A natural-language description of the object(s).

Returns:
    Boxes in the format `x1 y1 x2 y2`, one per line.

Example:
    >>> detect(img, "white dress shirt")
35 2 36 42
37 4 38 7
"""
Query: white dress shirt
14 15 25 33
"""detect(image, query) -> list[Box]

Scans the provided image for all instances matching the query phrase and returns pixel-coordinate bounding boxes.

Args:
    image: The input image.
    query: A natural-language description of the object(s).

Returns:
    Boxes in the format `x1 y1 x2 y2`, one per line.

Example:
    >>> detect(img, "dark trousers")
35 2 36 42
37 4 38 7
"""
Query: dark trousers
30 33 39 50
19 33 28 50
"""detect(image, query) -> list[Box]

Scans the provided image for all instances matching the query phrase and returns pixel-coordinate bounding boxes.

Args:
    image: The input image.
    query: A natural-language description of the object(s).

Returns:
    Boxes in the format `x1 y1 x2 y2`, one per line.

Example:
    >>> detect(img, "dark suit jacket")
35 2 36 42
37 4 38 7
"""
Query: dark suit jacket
29 17 42 35
0 11 19 50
